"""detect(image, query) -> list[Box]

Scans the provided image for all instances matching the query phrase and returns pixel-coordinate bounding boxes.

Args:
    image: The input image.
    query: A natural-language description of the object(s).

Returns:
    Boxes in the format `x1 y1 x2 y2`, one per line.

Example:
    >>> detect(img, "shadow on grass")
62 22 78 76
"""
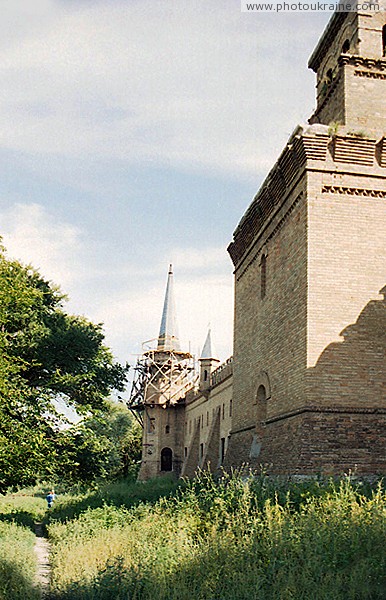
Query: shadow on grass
0 510 41 532
45 475 183 525
0 558 40 600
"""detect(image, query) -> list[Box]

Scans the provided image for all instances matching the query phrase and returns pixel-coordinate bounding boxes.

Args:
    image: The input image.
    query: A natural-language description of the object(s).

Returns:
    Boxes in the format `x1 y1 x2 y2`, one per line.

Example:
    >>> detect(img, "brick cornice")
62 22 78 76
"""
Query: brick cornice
229 131 386 273
339 54 386 71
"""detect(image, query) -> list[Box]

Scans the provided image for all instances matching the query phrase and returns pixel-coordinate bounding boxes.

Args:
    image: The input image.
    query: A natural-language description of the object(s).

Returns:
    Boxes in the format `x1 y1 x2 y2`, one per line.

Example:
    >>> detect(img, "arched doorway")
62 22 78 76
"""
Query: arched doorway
160 447 173 472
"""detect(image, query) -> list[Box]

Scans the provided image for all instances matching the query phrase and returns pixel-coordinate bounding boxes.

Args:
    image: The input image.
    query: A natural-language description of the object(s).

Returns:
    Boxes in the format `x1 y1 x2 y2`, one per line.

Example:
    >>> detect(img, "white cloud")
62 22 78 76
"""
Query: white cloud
0 203 233 368
91 248 234 366
1 203 84 288
0 2 329 176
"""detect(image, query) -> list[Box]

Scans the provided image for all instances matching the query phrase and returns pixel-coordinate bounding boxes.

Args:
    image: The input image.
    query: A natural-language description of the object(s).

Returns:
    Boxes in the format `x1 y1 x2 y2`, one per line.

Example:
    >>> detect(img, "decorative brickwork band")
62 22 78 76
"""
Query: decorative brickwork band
265 405 386 425
321 186 386 198
354 70 386 80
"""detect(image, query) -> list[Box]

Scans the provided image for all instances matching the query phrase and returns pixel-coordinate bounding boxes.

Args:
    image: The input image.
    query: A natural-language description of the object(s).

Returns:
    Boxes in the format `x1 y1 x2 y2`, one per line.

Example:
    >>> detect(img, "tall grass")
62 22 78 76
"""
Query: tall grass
0 495 43 600
0 492 46 530
46 474 180 524
47 472 386 600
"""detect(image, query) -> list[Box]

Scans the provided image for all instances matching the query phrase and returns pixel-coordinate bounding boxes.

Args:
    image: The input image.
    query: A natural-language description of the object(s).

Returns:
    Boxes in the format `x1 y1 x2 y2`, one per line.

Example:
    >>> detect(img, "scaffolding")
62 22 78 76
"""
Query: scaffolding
127 338 198 427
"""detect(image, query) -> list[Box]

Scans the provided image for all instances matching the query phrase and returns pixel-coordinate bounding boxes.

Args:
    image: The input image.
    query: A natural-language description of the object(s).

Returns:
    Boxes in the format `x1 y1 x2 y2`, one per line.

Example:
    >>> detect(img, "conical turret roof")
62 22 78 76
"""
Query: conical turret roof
157 264 181 351
200 328 219 361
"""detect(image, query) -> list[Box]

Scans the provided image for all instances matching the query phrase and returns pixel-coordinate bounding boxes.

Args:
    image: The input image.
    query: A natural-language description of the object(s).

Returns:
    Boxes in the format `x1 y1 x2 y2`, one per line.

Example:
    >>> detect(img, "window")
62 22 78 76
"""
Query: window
207 411 209 426
220 438 226 465
184 447 188 458
204 369 208 381
165 425 170 434
326 68 333 84
189 420 192 434
222 403 225 420
147 416 155 434
160 447 173 472
383 25 386 57
342 39 350 53
261 254 267 299
199 443 204 462
257 385 268 424
257 385 267 403
229 399 233 417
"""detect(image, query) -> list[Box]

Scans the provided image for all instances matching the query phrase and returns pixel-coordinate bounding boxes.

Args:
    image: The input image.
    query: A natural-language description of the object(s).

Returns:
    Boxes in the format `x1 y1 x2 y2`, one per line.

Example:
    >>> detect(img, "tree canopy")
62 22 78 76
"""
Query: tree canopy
0 243 133 491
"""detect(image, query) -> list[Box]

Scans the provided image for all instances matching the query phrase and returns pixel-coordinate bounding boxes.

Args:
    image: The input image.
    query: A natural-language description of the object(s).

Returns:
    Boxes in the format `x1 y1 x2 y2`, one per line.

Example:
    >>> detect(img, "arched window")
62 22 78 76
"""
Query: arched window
165 425 170 434
260 254 267 299
204 369 208 381
342 39 350 54
257 385 266 402
257 384 267 424
383 25 386 57
160 447 173 471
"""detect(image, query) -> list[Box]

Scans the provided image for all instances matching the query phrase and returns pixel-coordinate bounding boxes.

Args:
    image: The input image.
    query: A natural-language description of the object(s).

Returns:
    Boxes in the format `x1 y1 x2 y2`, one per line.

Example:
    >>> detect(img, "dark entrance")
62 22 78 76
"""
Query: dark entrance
160 447 173 471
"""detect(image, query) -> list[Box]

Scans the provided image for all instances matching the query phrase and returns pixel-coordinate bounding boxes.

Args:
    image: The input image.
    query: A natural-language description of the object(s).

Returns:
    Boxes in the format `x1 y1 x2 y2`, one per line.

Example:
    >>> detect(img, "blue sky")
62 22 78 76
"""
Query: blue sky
0 0 332 387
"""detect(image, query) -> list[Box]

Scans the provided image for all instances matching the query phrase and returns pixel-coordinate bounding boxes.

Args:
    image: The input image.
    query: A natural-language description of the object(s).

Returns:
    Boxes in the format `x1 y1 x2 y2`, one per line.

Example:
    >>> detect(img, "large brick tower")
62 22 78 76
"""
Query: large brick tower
226 9 386 475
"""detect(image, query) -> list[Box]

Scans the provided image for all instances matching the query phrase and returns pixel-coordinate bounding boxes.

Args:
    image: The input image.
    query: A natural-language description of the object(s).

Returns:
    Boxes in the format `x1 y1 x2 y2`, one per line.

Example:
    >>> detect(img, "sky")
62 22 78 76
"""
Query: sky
0 0 332 395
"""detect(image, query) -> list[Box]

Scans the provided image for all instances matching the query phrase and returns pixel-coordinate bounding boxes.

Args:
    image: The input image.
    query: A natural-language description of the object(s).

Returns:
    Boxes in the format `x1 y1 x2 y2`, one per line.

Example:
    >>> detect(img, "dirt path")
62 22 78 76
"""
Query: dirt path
34 523 51 598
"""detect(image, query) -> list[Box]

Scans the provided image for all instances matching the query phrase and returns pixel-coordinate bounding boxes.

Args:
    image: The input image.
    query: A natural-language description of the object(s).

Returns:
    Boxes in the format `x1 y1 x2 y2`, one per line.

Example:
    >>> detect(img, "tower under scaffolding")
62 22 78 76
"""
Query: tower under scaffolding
127 264 198 479
127 338 198 427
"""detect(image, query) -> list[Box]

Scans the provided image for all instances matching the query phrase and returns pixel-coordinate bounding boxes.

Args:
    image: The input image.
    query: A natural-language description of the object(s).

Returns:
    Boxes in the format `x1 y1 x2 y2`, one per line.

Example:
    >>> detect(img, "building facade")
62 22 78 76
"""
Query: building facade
131 9 386 479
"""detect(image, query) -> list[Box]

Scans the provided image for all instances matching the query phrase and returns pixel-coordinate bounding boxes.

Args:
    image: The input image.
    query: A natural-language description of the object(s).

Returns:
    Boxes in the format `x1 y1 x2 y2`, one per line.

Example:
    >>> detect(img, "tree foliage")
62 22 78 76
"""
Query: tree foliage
0 243 131 491
55 401 142 484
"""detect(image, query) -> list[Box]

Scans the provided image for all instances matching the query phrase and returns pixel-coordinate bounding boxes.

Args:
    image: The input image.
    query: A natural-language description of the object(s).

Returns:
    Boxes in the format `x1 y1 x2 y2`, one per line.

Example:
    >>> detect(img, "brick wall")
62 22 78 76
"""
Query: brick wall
183 373 233 473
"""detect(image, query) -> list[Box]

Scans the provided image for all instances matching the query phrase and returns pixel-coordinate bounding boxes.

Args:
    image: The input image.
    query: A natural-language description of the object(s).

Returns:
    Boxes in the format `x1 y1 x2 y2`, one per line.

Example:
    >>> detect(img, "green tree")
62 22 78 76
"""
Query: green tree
0 243 130 491
55 401 142 484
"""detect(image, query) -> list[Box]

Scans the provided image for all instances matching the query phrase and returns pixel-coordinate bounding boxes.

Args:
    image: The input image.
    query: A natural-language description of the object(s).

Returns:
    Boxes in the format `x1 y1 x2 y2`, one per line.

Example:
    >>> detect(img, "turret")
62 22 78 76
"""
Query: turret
308 9 386 135
199 328 220 392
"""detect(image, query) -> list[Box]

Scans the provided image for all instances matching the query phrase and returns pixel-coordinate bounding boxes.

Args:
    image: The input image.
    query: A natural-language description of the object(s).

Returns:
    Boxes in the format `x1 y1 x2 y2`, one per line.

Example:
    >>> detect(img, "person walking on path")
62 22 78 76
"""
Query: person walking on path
46 490 56 509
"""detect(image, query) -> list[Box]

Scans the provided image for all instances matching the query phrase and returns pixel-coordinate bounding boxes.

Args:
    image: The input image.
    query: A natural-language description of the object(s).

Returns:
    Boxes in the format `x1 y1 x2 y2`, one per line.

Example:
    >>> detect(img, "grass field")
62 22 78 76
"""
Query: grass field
43 472 385 600
0 474 384 599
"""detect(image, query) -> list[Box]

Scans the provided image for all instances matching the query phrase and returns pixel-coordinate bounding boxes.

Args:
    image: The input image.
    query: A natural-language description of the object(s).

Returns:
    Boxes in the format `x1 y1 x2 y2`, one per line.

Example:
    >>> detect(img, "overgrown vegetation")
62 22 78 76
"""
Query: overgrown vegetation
43 472 385 600
0 493 47 600
0 241 140 491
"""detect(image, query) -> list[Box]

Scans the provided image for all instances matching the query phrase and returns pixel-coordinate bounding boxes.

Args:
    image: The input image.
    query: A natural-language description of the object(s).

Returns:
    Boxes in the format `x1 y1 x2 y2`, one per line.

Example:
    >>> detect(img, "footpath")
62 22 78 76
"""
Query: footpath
34 523 51 598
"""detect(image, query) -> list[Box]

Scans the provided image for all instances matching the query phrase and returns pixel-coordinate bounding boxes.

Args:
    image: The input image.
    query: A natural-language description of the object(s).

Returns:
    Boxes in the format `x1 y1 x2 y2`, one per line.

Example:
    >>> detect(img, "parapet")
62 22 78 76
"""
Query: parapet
228 125 386 268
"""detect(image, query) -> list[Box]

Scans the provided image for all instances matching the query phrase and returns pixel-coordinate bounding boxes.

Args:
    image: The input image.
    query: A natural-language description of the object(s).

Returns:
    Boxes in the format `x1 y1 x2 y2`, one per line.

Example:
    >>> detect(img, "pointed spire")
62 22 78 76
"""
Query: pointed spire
200 328 219 361
157 264 181 351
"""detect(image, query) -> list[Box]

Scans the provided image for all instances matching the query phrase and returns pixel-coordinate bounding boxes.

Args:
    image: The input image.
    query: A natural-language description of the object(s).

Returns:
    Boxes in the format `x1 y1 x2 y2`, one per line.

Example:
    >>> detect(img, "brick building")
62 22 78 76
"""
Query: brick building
131 8 386 479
